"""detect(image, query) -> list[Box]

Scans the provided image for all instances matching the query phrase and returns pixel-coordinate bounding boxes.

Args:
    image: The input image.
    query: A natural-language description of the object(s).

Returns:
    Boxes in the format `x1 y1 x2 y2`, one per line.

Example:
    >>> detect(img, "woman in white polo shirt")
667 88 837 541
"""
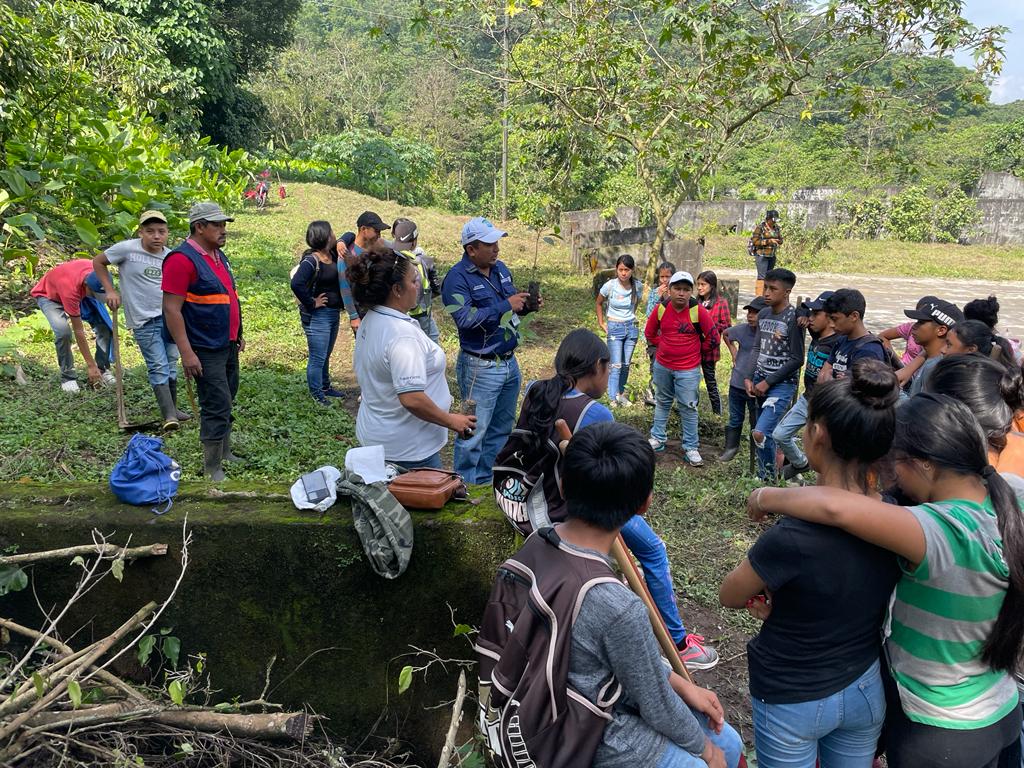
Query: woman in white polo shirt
349 245 477 469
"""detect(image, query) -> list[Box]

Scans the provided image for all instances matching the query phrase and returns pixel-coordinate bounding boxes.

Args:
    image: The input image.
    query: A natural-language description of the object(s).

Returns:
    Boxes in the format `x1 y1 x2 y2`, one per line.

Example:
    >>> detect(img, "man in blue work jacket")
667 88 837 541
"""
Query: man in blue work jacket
441 217 538 484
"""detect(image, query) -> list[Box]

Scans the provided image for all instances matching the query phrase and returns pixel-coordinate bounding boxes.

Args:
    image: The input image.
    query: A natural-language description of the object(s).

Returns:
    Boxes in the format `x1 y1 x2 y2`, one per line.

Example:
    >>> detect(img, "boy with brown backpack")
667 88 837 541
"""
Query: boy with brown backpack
477 421 743 768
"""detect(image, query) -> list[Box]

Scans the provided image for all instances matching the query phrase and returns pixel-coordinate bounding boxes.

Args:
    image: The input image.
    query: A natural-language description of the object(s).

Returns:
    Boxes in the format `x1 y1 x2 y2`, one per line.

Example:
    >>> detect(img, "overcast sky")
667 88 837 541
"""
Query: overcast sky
955 0 1023 103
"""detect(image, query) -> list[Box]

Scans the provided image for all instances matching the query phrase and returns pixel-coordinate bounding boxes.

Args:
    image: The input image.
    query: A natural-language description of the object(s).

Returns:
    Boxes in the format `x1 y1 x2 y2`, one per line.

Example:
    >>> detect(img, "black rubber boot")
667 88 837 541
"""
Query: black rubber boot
222 427 243 463
718 426 742 462
202 440 225 481
167 378 191 421
152 384 179 431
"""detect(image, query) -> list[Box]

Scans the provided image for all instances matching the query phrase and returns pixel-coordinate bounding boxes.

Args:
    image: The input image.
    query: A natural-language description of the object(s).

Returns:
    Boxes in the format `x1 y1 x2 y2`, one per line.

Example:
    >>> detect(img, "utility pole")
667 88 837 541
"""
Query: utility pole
500 6 509 221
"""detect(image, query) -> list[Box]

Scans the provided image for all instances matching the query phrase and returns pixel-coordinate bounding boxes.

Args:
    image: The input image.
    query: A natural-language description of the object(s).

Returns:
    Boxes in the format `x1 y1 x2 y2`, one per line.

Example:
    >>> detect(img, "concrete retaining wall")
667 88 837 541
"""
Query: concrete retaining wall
0 483 518 760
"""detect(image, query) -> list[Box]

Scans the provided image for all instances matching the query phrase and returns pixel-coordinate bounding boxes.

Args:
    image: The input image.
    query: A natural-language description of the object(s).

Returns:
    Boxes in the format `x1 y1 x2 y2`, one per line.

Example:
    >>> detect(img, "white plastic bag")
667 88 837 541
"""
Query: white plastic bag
290 465 342 513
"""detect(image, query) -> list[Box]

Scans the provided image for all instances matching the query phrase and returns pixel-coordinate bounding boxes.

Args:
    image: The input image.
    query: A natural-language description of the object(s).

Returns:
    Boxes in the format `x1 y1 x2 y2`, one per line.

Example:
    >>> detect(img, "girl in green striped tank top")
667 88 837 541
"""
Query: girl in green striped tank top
747 393 1023 768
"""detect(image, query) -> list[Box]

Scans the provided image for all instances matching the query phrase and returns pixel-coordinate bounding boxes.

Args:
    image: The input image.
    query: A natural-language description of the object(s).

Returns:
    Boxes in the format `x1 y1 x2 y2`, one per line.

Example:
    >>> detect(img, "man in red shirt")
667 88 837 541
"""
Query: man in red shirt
644 271 718 466
162 202 243 481
31 259 116 393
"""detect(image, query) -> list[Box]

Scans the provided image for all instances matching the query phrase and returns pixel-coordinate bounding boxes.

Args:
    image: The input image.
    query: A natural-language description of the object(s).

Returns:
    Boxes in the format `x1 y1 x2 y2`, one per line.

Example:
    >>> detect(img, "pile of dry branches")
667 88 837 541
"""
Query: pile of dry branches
0 521 417 768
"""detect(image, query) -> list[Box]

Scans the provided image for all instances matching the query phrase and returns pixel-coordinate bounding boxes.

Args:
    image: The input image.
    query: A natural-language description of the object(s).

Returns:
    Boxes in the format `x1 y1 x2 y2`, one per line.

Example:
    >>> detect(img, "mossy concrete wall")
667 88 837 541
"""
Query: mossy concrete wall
0 482 517 758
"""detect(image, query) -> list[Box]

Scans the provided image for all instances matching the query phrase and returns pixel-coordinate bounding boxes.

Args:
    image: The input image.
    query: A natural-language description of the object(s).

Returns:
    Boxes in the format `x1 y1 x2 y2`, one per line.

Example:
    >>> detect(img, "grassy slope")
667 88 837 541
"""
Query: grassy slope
7 182 1018 747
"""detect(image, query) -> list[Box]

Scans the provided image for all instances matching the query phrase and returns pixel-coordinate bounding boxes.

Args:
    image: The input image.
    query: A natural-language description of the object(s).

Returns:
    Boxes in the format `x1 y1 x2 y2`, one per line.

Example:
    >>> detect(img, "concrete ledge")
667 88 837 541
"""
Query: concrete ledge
0 482 517 757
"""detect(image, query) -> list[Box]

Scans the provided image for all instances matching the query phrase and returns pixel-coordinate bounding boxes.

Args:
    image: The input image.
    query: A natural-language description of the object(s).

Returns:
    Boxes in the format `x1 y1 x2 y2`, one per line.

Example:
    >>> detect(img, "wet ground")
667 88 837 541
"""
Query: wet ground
716 268 1024 341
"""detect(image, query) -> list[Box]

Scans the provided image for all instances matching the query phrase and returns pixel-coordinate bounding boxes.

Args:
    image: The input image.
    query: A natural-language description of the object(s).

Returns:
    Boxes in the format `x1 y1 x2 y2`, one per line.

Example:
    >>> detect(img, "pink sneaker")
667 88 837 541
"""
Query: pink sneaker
677 633 719 670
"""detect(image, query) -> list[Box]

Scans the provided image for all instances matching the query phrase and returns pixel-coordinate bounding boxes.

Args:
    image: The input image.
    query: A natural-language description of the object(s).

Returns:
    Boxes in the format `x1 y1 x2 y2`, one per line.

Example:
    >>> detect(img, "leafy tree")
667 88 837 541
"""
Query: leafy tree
986 118 1024 178
96 0 303 147
422 0 1005 274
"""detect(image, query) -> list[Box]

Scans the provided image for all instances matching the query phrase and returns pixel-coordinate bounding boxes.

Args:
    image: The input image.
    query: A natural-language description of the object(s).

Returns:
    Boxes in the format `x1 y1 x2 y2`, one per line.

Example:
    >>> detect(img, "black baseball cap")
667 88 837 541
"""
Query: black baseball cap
743 296 768 312
904 298 964 328
803 290 835 311
356 211 389 231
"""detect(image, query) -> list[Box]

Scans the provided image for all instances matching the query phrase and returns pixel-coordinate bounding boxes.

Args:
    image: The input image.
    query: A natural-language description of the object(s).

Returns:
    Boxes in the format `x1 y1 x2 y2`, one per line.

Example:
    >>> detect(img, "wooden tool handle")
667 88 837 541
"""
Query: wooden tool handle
611 534 691 682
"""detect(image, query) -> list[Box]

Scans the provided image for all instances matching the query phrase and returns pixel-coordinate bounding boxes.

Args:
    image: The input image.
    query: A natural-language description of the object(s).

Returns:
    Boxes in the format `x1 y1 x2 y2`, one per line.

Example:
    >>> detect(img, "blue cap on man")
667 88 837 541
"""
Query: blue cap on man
461 217 507 246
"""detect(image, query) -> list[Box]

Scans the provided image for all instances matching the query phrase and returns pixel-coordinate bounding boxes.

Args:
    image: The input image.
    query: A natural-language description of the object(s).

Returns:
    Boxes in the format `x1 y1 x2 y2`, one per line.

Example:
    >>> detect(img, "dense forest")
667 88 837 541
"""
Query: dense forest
2 0 1022 270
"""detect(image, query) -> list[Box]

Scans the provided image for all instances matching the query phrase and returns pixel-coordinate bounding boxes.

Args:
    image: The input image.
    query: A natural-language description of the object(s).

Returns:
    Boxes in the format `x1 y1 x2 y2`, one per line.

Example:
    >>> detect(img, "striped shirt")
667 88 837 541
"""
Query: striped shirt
886 497 1018 729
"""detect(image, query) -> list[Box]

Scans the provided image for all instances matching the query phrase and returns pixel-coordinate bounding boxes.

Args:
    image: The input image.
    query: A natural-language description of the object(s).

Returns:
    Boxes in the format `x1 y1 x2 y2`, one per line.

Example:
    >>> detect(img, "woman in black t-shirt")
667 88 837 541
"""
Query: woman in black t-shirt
720 360 901 768
290 220 344 404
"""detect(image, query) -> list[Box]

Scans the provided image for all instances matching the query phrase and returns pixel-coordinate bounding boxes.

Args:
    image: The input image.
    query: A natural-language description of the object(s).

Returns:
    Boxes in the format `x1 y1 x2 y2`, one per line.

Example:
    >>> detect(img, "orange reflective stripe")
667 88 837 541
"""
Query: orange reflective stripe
185 292 230 305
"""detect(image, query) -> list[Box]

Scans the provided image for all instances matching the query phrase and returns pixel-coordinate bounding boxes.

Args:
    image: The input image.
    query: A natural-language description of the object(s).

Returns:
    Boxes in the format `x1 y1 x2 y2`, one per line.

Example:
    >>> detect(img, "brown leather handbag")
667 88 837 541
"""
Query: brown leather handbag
388 469 468 510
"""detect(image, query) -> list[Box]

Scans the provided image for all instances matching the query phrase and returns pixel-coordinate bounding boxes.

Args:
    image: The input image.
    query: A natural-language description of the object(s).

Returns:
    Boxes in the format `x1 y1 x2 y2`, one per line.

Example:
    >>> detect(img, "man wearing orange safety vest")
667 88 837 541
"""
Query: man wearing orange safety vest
162 202 244 481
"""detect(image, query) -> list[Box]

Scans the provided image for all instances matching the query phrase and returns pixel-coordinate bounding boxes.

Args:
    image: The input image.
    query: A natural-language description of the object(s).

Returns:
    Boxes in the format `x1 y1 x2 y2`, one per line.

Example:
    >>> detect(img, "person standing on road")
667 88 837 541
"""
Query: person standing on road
751 209 783 297
161 202 243 481
441 217 539 485
92 210 190 428
30 259 116 393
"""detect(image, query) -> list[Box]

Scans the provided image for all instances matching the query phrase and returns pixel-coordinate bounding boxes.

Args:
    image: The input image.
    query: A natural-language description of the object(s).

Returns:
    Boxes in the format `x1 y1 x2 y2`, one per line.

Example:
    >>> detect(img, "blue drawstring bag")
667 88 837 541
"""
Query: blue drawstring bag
109 433 181 514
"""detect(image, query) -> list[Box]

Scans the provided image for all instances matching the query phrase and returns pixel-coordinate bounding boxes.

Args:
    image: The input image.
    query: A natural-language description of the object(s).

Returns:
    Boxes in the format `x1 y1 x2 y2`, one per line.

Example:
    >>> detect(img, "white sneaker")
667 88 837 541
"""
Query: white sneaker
100 370 116 386
684 449 704 466
616 393 633 407
648 437 666 453
61 380 81 394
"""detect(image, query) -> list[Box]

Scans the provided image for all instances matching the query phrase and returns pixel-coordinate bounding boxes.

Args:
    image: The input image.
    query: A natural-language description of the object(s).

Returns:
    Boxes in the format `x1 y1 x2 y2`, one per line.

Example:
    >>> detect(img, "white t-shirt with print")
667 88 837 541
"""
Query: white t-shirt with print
354 306 452 461
104 238 170 329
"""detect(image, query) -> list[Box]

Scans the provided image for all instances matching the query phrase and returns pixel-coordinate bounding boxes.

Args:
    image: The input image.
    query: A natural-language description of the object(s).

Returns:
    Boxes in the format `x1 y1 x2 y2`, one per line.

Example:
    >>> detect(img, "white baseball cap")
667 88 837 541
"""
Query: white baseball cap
669 270 694 286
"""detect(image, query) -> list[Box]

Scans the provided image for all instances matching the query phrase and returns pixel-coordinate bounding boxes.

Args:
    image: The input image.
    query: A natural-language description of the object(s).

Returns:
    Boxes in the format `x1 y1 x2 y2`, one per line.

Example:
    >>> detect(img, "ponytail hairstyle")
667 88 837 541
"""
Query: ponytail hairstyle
924 353 1024 454
525 329 610 449
891 393 1024 672
615 254 638 310
346 243 411 310
806 359 899 492
697 270 719 307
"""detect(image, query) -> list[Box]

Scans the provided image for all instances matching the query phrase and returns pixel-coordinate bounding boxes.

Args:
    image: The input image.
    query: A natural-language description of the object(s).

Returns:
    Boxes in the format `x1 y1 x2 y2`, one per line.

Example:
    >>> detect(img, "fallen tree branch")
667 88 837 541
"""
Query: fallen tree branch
0 601 157 743
0 542 168 567
436 670 467 768
0 617 146 704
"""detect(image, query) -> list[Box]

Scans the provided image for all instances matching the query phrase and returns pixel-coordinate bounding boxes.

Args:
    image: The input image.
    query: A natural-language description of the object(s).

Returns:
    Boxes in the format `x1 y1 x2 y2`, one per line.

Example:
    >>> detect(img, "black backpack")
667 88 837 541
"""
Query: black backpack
852 333 903 372
476 528 622 768
492 388 597 536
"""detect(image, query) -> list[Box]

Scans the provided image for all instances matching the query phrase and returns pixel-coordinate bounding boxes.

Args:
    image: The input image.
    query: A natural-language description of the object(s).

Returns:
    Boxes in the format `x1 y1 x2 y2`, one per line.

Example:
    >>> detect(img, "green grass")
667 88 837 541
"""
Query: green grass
704 233 1024 281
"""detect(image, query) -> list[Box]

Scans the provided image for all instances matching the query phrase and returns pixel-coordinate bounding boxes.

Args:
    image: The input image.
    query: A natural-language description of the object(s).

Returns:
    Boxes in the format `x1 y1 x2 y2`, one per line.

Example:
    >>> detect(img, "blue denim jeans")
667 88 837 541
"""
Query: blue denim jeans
727 385 757 430
132 316 179 386
651 361 702 451
36 296 112 382
455 352 521 485
607 320 639 400
621 515 686 644
752 659 885 768
655 715 744 768
753 379 797 480
302 307 341 397
772 393 809 468
391 452 442 470
412 312 440 344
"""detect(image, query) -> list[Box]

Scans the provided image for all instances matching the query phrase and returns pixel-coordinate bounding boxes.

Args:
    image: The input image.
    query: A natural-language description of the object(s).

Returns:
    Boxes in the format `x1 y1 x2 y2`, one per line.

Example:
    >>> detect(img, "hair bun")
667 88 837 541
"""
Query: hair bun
999 364 1024 413
849 358 899 409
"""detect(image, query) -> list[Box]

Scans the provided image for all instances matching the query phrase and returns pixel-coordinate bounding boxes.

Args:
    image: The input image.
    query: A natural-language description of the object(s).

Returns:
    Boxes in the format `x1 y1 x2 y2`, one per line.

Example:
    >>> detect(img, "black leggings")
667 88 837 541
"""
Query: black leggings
701 360 722 415
881 655 1022 768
